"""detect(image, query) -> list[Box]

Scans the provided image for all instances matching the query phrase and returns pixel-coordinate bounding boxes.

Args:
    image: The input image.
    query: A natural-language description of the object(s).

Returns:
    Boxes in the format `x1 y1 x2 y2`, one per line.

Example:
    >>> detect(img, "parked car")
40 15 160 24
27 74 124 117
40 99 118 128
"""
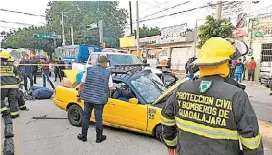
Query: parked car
53 66 190 140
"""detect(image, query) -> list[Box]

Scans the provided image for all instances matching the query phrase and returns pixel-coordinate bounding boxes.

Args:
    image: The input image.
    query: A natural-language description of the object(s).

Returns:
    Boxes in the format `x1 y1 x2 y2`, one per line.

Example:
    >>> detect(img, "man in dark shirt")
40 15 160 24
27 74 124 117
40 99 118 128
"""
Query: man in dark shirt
58 58 65 81
19 54 34 91
40 58 55 89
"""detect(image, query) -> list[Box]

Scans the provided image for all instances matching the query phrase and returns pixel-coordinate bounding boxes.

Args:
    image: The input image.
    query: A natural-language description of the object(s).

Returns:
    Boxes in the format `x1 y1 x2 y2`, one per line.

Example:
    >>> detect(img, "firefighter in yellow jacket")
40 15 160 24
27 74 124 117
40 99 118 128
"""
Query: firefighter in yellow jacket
7 56 28 111
160 37 263 155
1 51 20 118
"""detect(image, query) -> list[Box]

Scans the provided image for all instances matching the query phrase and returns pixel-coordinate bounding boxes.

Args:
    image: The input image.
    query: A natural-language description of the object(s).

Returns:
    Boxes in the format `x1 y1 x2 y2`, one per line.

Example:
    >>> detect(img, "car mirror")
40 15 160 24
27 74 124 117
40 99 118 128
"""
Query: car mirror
129 98 138 104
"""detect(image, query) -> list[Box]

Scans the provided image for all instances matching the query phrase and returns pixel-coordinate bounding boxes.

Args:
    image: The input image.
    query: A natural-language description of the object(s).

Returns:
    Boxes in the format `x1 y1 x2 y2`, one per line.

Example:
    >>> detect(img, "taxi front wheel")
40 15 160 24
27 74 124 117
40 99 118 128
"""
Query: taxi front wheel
68 104 83 127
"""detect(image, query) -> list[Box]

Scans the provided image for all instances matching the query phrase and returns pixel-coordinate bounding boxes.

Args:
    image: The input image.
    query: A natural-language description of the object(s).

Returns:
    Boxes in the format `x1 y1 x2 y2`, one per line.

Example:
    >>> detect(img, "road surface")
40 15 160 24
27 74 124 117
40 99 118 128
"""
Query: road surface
1 76 272 155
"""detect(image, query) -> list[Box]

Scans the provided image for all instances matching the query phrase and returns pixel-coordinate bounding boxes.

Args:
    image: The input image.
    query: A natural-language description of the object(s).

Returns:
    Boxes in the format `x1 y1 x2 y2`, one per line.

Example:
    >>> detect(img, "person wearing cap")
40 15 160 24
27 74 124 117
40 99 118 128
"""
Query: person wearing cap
160 37 263 155
77 55 113 143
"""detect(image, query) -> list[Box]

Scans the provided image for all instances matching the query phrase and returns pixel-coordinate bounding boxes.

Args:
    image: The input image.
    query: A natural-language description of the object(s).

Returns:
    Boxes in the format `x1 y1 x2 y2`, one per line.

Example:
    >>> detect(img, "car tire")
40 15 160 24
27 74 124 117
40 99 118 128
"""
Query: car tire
155 124 163 141
68 104 83 127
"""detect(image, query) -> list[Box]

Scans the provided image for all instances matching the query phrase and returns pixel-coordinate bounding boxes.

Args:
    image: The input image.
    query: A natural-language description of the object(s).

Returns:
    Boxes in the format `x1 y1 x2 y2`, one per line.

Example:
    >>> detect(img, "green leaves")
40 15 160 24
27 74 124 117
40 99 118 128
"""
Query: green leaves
197 15 235 49
139 24 161 38
1 1 128 51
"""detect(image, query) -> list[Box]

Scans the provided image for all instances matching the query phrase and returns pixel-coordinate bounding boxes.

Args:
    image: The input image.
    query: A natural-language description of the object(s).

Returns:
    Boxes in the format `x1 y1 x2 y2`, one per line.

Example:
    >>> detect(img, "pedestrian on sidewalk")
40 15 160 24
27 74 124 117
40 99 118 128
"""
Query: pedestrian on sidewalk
234 58 244 83
40 58 55 90
77 55 113 143
242 56 248 80
248 57 256 81
19 54 34 91
160 37 263 155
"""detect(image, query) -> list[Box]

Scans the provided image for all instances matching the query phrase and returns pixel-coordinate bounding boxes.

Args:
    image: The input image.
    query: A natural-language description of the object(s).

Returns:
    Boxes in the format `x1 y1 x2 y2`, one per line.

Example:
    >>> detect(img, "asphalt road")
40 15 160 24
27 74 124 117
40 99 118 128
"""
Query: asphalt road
1 76 272 155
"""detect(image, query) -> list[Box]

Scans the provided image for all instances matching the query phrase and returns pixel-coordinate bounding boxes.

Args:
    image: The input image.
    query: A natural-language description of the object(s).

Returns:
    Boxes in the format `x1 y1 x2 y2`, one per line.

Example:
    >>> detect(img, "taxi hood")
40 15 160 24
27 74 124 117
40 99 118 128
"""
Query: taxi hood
152 72 199 106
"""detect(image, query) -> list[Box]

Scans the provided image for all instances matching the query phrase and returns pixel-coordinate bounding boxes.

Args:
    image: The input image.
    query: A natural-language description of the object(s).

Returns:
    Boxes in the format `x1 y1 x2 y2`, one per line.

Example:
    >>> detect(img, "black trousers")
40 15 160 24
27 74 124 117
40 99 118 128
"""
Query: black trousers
32 69 38 83
82 102 104 136
54 70 62 82
1 88 19 116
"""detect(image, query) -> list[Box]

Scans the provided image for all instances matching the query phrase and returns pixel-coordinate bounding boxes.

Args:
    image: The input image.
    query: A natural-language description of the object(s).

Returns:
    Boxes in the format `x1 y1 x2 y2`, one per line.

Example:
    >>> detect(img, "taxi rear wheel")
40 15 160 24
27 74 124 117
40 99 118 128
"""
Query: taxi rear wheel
68 104 83 127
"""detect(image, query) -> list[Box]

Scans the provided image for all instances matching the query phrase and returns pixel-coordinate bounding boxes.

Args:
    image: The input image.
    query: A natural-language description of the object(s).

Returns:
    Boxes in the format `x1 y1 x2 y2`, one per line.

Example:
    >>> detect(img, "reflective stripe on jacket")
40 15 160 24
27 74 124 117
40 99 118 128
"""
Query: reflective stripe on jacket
1 61 20 88
161 75 263 155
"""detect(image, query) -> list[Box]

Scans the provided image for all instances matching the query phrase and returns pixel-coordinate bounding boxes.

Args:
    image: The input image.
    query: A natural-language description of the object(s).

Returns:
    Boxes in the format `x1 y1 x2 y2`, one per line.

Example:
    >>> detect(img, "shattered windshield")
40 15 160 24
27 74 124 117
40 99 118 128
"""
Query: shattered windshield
131 74 166 104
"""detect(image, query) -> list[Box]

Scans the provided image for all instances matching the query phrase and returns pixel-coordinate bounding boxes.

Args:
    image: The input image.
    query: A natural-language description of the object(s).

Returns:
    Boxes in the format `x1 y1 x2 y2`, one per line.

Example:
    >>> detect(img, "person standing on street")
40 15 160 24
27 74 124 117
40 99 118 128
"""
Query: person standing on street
242 56 248 80
58 58 65 81
234 58 244 83
1 51 20 118
30 50 39 84
160 37 263 155
7 56 28 111
248 57 257 81
40 58 55 89
54 59 61 82
77 55 113 143
19 54 34 91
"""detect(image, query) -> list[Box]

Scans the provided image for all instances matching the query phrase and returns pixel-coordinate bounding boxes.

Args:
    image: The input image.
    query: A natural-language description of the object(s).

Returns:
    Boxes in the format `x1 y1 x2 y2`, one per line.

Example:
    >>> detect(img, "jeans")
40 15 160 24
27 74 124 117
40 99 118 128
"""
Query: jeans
42 73 55 89
23 73 33 90
82 102 104 136
234 73 242 83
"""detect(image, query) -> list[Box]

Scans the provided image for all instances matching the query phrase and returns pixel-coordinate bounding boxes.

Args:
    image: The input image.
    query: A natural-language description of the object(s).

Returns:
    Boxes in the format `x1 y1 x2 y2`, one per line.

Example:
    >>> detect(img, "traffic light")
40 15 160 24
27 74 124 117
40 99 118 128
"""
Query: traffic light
100 42 106 49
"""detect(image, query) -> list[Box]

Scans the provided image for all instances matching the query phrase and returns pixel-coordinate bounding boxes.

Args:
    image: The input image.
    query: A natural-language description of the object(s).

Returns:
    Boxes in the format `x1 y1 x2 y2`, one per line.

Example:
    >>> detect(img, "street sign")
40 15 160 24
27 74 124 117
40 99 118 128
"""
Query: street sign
34 34 62 39
87 23 98 30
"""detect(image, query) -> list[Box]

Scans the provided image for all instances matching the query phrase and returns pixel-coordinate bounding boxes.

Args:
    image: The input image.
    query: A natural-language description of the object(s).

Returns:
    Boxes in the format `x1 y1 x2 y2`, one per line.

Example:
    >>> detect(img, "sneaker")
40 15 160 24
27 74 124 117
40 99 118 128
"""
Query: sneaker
77 134 87 142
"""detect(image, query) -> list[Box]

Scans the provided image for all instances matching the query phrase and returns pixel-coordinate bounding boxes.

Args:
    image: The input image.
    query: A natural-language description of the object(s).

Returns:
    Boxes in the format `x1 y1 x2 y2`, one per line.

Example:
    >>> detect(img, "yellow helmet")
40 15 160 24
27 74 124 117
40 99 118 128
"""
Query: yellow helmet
197 37 235 66
8 56 14 62
0 51 10 59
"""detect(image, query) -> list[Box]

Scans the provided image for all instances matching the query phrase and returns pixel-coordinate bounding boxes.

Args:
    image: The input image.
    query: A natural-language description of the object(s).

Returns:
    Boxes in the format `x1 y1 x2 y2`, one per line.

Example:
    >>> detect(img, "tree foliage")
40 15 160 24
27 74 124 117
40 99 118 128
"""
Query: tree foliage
1 1 128 52
139 24 161 38
197 15 235 49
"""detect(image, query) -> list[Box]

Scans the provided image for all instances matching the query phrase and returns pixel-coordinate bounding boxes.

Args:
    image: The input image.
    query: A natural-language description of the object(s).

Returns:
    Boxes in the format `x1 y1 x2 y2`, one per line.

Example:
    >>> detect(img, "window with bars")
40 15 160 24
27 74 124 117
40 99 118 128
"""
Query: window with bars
261 43 272 62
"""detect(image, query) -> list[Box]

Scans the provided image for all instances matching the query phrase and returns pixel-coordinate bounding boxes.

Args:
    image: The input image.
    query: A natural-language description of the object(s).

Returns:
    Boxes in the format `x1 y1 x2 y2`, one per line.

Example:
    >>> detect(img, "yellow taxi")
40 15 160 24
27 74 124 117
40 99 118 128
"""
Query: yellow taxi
53 67 190 139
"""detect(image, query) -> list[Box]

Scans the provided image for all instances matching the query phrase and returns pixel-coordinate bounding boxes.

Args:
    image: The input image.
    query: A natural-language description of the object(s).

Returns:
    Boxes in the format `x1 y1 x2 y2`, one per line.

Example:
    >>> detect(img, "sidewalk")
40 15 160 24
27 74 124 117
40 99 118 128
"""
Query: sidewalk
259 121 272 153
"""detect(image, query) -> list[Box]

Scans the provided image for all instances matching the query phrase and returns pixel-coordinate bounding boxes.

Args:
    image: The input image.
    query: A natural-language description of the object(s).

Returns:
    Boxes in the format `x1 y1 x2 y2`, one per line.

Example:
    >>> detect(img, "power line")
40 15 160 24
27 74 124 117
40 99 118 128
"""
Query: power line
0 26 18 30
141 1 170 12
0 20 41 26
139 2 229 23
140 1 190 20
0 8 46 17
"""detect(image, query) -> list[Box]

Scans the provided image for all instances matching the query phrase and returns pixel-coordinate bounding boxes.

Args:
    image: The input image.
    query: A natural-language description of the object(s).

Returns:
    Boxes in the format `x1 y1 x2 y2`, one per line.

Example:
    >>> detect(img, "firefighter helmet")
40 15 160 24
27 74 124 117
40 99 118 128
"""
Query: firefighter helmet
0 51 10 59
197 37 235 66
8 56 14 62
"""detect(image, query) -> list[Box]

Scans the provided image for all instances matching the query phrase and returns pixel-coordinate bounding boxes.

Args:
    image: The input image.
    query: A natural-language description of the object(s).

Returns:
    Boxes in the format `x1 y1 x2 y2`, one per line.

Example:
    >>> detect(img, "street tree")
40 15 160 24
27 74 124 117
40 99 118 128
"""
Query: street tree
197 15 235 49
1 1 128 51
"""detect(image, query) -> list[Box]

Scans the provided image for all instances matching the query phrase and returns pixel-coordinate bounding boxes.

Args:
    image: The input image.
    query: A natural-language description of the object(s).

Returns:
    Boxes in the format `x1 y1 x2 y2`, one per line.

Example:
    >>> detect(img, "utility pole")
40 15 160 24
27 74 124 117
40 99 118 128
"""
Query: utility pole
215 1 223 19
71 26 74 45
129 1 133 35
194 19 198 55
136 1 140 58
61 12 66 46
53 32 57 48
98 20 103 43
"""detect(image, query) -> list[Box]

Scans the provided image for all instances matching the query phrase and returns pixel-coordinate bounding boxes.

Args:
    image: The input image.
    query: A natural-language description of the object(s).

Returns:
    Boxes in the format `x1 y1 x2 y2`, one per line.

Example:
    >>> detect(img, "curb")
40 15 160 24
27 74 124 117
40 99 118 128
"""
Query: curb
3 115 15 155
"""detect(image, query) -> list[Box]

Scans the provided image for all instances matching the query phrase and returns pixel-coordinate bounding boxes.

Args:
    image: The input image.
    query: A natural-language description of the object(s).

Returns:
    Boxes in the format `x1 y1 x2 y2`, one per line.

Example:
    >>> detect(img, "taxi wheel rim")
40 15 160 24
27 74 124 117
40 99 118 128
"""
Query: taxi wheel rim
72 109 80 121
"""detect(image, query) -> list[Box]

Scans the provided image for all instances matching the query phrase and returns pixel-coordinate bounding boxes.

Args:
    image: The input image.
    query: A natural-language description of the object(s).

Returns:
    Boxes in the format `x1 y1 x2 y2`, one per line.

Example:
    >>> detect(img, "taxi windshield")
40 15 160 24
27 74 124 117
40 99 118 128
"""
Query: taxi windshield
131 73 166 104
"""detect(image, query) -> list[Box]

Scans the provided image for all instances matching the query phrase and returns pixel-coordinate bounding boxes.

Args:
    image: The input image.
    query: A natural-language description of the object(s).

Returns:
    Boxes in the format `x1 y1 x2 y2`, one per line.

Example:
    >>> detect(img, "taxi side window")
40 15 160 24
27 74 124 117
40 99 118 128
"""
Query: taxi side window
111 81 136 102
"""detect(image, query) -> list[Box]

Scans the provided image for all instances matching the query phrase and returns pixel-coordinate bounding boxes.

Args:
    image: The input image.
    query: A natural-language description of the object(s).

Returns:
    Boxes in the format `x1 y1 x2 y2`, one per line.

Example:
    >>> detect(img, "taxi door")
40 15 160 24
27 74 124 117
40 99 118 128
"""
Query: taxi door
106 98 148 131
